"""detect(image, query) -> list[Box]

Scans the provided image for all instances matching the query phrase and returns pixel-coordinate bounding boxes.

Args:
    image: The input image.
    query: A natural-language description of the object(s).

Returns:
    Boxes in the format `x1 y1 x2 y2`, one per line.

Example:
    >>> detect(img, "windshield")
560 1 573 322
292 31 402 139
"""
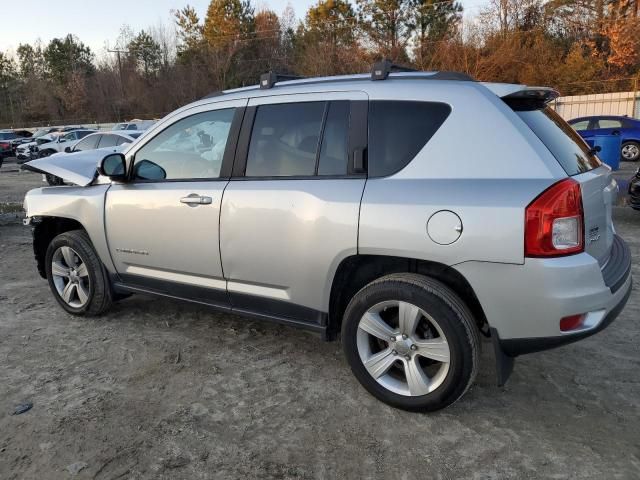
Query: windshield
516 107 601 175
0 132 17 140
32 129 49 138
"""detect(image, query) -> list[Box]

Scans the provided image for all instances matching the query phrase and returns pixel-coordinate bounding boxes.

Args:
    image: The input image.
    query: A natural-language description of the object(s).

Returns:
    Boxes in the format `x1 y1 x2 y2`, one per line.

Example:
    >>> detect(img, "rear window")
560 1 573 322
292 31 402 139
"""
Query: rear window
516 107 600 175
368 101 451 177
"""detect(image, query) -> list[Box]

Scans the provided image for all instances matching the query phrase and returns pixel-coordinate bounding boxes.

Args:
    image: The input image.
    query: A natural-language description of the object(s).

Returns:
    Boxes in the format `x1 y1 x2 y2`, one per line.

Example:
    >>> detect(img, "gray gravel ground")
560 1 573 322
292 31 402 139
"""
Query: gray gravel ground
0 158 639 479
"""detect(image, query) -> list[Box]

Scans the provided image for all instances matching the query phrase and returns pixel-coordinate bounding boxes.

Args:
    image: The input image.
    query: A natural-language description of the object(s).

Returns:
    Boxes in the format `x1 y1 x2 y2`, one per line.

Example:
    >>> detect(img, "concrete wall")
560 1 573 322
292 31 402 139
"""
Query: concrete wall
553 90 640 120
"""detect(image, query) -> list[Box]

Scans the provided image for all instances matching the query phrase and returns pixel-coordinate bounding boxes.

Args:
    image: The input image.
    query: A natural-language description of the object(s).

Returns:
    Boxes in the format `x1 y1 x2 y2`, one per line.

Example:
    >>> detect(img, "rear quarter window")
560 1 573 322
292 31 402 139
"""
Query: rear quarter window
368 101 451 177
515 107 601 176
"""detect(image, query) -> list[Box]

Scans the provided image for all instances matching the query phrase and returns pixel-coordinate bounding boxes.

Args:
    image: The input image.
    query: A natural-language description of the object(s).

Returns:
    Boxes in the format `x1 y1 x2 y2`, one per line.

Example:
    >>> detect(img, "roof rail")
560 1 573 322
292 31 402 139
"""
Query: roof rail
371 59 418 80
260 71 305 89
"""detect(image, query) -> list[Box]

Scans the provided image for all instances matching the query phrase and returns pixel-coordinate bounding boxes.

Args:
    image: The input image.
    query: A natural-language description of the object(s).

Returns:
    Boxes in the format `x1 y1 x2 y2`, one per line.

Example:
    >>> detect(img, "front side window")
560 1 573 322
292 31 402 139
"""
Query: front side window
246 102 325 177
368 101 452 177
570 120 590 131
318 101 350 176
133 108 235 181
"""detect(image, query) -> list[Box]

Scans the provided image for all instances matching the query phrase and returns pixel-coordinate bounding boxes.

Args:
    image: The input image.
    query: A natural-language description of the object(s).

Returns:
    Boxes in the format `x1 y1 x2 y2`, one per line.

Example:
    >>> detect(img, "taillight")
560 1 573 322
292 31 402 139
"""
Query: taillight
525 178 584 257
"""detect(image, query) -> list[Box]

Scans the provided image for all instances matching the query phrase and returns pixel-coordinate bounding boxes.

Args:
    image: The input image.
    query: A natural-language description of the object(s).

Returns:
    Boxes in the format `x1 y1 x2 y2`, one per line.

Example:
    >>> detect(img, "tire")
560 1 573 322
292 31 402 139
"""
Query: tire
45 230 113 316
621 141 640 162
341 273 480 412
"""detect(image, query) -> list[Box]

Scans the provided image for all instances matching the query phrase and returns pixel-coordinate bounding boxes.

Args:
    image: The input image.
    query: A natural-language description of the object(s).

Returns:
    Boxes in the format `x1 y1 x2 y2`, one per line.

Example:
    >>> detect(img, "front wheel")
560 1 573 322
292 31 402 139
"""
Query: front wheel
621 141 640 162
342 273 480 412
45 230 113 316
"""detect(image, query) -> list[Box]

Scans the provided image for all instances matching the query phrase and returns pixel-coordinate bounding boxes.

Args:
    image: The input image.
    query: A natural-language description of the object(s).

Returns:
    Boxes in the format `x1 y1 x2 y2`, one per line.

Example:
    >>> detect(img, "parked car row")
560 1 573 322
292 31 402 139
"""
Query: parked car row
28 130 145 185
6 120 156 164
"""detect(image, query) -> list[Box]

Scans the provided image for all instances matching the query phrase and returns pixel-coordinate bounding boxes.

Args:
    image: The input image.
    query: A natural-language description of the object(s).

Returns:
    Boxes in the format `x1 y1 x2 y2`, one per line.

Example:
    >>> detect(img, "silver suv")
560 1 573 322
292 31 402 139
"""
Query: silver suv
23 65 632 411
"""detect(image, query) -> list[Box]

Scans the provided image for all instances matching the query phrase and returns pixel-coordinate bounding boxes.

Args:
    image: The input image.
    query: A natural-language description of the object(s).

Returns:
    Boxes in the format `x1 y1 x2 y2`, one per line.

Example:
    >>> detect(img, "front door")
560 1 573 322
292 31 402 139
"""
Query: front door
105 99 246 307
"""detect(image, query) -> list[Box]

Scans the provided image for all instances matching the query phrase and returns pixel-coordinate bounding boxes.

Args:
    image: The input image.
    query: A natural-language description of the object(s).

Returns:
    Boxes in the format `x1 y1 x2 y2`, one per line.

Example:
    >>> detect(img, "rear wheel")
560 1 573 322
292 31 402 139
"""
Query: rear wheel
45 230 113 316
621 141 640 162
342 273 479 412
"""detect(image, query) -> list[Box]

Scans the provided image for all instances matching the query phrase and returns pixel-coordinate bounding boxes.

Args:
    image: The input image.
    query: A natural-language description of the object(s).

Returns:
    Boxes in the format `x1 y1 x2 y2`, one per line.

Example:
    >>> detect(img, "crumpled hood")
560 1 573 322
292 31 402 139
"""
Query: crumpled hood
21 146 125 186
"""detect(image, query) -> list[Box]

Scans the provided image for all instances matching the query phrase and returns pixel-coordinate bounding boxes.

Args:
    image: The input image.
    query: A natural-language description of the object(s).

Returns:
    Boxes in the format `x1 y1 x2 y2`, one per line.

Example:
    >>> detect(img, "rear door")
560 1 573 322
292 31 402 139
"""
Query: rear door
219 91 367 325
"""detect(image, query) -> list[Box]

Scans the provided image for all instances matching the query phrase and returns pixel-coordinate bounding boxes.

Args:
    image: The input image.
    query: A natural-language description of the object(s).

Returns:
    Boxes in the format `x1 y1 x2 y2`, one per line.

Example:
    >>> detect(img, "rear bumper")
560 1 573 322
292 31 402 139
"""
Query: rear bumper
455 234 633 354
497 277 631 356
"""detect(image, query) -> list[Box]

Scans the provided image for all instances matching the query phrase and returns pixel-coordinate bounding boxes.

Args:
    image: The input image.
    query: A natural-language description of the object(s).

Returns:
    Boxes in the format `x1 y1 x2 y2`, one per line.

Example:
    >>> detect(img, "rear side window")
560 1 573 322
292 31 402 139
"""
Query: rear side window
516 107 600 175
368 101 451 177
98 134 119 148
597 119 622 129
74 135 100 151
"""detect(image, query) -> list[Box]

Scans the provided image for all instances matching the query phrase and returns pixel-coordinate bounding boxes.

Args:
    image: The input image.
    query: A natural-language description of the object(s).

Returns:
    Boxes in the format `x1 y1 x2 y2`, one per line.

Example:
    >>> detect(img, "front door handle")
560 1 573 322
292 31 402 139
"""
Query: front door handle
180 194 212 206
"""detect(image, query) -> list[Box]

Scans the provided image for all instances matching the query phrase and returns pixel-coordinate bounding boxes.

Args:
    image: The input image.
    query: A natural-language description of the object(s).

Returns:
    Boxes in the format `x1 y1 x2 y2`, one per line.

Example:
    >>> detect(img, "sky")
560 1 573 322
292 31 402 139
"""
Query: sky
0 0 489 57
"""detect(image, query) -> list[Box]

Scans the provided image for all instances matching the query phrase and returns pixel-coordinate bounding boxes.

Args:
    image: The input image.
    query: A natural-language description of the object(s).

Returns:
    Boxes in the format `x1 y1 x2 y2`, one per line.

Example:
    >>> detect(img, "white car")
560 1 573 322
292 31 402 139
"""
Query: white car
26 131 143 185
113 120 155 131
64 131 144 154
16 135 57 162
36 130 97 157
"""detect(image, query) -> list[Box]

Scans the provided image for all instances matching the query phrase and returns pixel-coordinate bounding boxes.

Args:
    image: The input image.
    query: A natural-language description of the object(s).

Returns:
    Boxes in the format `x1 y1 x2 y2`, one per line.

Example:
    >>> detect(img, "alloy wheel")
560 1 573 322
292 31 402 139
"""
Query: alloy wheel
356 300 451 396
51 246 91 308
622 143 639 160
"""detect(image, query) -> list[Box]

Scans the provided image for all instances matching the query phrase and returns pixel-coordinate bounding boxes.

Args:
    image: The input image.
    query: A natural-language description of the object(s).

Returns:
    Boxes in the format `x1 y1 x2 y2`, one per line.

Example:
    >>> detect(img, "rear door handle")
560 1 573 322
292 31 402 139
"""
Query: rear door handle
180 194 212 205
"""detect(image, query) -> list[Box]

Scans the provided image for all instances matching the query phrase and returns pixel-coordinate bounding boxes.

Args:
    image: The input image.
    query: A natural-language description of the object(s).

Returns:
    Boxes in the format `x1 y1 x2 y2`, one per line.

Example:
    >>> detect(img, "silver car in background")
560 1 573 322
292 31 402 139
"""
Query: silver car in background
23 65 632 411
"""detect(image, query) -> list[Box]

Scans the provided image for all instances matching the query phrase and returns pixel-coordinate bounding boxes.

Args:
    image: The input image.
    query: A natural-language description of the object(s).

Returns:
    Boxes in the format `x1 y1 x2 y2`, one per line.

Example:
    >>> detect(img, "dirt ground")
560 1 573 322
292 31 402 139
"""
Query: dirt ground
1 158 639 479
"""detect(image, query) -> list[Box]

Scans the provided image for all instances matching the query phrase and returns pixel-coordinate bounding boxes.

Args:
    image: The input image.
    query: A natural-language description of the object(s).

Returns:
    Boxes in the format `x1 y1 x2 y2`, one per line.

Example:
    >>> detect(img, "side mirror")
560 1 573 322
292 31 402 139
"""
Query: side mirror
98 153 127 180
133 159 166 181
59 138 66 143
64 146 72 153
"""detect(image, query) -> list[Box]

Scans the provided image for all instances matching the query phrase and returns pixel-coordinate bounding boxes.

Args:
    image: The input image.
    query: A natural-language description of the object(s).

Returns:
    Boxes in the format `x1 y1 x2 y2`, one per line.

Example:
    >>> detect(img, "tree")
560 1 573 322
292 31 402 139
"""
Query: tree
203 0 255 50
128 30 163 77
16 43 45 78
43 35 94 84
357 0 413 61
203 0 256 87
410 0 462 67
175 5 205 60
0 52 18 124
297 0 365 75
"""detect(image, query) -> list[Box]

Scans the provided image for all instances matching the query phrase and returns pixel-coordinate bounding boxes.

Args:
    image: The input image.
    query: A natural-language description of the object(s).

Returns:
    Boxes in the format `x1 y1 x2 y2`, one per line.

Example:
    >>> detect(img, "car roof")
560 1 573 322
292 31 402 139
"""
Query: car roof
168 71 555 122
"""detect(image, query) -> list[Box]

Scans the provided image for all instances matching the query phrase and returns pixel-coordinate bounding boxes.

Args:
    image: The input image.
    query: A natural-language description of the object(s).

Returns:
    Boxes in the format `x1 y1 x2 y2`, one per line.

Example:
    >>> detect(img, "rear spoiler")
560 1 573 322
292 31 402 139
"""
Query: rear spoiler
502 87 560 103
482 83 560 104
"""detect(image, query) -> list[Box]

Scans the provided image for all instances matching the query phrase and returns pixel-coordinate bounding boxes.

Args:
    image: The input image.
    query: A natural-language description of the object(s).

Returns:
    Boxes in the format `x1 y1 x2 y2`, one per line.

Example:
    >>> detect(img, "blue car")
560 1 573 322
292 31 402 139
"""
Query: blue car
568 115 640 162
